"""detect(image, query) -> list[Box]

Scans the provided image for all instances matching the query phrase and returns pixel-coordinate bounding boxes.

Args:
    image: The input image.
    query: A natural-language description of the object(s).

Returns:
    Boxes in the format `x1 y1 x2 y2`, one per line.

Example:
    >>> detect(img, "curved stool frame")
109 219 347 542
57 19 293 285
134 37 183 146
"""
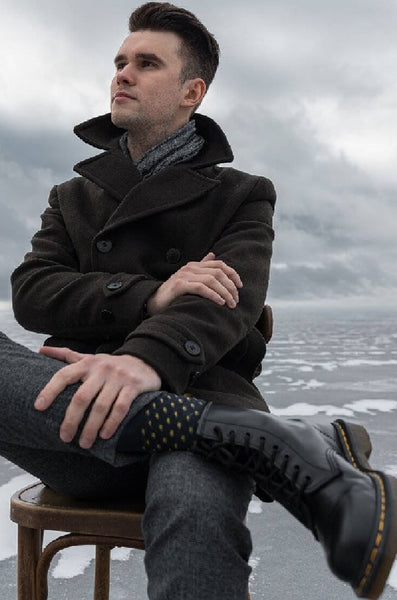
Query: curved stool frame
10 481 251 599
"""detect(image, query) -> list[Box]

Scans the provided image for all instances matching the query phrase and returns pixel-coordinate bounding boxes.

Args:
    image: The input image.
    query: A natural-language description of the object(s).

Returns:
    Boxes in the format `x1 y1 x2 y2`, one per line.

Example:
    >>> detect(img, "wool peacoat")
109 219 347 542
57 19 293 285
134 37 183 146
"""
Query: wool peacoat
12 113 276 411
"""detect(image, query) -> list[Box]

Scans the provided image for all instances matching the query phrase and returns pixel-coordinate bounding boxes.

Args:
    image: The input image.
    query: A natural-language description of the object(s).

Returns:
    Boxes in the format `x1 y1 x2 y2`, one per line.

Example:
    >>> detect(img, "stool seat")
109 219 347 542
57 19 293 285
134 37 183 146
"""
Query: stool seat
10 481 251 600
11 481 145 539
11 481 145 600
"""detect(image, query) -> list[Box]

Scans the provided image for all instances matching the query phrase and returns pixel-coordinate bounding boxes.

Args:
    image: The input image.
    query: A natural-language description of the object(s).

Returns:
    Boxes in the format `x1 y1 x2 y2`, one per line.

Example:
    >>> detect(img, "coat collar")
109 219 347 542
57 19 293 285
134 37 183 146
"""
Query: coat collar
72 113 233 228
73 113 234 201
74 113 233 165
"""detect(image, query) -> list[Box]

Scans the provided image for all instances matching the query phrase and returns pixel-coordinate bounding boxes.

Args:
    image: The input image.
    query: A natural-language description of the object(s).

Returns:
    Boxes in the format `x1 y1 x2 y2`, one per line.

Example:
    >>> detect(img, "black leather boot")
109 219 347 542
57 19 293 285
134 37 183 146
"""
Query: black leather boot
194 403 397 599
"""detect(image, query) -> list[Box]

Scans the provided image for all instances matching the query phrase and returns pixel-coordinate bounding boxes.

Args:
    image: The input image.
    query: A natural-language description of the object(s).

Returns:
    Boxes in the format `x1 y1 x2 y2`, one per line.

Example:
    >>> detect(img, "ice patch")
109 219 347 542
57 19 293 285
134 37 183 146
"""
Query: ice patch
304 379 324 389
49 537 132 579
51 543 94 579
269 399 397 418
385 465 397 477
248 499 263 514
249 555 260 569
289 379 306 387
112 547 132 561
388 559 397 591
269 403 354 417
0 472 37 560
267 358 337 371
287 379 325 390
341 359 397 367
344 399 397 414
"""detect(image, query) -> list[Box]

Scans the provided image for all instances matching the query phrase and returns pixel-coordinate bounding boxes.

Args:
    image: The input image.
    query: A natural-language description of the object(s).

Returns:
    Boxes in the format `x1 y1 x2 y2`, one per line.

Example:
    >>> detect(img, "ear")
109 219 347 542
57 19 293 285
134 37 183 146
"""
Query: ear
181 78 207 109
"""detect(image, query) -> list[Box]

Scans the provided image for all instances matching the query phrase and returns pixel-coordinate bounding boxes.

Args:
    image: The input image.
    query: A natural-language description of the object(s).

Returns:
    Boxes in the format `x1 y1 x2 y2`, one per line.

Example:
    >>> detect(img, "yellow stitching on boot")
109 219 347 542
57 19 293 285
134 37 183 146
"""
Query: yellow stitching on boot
355 472 386 596
335 423 387 596
335 423 358 469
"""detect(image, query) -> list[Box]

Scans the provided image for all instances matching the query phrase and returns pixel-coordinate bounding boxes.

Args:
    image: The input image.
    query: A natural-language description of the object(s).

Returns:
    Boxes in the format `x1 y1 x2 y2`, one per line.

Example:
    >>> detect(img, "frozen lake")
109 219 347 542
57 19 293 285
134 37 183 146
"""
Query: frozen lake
0 303 396 599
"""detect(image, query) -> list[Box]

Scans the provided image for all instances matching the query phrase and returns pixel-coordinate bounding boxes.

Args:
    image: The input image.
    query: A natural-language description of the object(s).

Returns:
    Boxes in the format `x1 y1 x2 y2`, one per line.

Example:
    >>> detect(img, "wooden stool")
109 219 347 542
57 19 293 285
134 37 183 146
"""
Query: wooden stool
11 481 251 599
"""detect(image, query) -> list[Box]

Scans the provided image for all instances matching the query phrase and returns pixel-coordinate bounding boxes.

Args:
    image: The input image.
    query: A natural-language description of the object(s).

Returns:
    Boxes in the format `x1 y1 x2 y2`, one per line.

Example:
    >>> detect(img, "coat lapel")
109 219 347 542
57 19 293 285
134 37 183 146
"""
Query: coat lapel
100 165 220 234
74 150 142 202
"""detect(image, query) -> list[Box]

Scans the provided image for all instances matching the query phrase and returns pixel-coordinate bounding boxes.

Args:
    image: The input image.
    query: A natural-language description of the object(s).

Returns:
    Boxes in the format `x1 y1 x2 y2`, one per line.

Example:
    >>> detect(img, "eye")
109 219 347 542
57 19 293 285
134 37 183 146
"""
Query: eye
140 59 156 69
115 62 127 72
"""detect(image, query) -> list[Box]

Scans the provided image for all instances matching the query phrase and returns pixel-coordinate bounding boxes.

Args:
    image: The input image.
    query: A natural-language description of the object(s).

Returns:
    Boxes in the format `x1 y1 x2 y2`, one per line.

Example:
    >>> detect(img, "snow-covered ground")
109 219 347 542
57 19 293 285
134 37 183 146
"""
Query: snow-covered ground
1 304 396 599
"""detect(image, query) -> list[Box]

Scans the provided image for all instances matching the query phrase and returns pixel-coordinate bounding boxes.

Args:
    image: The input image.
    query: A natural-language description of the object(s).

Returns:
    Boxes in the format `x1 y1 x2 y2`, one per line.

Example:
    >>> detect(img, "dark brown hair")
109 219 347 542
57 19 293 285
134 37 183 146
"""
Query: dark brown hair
129 2 220 90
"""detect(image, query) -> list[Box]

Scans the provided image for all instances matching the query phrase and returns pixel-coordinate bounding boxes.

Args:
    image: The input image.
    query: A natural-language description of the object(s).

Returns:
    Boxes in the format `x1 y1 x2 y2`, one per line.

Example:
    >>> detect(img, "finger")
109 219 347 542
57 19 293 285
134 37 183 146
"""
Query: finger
190 259 243 289
185 280 235 308
100 387 137 440
205 260 243 289
78 380 123 448
185 268 240 306
200 252 215 262
200 275 238 308
39 346 86 364
59 375 105 443
35 361 88 411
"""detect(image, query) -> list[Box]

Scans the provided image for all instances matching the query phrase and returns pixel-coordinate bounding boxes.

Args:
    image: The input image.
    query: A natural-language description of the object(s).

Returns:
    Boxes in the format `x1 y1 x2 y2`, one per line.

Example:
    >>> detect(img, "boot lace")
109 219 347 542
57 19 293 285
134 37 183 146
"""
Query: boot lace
196 427 313 527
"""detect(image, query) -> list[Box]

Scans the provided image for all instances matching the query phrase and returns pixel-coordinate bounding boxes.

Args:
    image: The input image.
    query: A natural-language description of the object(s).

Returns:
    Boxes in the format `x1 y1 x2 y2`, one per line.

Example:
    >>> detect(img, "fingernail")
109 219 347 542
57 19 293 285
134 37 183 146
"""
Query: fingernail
60 431 72 443
79 437 91 449
35 397 46 410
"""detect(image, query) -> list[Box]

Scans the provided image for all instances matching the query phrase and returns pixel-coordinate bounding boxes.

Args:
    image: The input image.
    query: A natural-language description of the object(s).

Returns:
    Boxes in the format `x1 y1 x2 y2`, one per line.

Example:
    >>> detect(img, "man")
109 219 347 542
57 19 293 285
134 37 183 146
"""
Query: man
1 3 396 599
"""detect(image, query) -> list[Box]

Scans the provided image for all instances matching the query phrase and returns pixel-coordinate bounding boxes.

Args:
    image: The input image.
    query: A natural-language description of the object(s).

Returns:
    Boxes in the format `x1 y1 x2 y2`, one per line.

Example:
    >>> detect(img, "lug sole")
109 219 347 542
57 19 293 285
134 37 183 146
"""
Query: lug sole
334 420 397 599
356 473 397 599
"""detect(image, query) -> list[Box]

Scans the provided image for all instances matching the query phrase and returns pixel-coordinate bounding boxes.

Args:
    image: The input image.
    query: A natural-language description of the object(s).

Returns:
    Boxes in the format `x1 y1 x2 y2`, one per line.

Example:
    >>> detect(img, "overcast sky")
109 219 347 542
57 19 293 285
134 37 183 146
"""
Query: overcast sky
1 0 396 305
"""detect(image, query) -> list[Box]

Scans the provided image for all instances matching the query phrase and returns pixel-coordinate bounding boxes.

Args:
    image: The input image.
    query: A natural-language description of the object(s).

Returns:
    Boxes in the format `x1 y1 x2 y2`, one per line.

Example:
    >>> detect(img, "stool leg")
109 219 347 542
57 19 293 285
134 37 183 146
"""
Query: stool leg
17 525 42 600
94 545 112 600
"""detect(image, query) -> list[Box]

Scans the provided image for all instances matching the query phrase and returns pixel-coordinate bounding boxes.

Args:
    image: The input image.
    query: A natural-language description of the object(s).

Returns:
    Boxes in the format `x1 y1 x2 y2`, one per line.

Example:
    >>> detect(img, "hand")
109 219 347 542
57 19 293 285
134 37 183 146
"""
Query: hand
35 347 161 449
147 252 243 315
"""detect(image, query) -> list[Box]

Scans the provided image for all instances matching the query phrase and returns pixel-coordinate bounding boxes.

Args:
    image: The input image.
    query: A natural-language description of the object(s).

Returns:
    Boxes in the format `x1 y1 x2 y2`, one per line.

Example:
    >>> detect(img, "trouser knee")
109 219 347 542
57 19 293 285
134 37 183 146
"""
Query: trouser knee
143 451 254 570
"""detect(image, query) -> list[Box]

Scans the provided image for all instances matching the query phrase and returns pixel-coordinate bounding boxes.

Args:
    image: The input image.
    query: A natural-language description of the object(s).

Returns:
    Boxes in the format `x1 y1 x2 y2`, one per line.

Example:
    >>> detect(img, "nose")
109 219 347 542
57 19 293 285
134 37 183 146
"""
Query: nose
116 63 136 86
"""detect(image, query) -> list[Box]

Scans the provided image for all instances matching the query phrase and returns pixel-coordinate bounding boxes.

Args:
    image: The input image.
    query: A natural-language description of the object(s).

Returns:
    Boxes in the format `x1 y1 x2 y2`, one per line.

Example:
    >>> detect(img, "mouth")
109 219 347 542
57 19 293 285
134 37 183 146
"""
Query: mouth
113 91 136 102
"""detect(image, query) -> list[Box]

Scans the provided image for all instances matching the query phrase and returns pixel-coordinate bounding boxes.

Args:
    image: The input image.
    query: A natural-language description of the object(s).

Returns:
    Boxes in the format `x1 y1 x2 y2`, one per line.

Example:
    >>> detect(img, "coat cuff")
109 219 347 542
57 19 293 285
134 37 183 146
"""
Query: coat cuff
99 278 162 331
113 335 204 393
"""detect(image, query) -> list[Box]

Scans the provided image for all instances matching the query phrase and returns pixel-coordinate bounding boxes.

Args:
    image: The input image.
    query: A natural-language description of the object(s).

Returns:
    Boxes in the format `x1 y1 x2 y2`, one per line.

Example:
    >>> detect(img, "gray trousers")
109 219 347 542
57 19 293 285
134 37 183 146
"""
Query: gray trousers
0 332 254 599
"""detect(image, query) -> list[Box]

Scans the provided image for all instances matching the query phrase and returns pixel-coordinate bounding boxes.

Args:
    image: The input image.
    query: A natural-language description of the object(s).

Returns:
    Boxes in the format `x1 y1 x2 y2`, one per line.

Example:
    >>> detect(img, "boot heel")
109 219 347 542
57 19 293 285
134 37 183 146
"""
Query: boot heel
334 420 372 471
356 474 397 599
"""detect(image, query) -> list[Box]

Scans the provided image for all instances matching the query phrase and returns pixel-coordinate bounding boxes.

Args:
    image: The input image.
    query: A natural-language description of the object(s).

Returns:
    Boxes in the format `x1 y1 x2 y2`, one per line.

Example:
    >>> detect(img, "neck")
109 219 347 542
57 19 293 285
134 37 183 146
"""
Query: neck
127 119 189 162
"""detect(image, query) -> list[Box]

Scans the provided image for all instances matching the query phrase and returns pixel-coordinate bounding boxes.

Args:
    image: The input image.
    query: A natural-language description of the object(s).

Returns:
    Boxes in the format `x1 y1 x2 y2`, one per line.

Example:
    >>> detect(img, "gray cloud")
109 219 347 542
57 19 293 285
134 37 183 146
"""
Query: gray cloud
0 0 396 303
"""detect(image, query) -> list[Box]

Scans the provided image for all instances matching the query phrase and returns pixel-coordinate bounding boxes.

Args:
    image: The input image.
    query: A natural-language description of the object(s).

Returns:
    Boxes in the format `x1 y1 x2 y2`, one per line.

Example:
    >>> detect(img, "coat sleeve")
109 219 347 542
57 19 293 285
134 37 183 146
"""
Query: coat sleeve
11 186 161 341
113 176 276 392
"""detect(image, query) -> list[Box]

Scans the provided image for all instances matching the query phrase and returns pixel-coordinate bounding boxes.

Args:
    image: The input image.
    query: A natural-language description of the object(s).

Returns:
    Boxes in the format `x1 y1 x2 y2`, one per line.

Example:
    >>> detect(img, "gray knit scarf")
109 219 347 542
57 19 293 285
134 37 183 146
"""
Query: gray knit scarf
119 120 204 179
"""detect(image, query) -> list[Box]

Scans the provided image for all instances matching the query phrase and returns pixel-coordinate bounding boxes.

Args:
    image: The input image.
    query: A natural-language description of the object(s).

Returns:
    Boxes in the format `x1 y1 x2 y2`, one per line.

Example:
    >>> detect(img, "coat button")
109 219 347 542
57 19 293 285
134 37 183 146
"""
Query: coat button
96 239 113 253
166 248 182 264
101 309 115 322
106 281 123 291
184 340 201 356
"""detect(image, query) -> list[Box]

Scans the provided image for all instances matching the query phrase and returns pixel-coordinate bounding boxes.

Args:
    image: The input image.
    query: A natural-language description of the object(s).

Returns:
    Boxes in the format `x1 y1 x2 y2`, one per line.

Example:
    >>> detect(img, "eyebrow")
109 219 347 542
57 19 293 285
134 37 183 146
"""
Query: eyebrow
114 52 166 66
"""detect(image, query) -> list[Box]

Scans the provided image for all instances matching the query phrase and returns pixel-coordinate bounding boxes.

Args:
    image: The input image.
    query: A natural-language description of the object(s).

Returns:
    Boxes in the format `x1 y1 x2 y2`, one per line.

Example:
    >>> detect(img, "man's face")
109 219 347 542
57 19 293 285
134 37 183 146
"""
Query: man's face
111 30 190 133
